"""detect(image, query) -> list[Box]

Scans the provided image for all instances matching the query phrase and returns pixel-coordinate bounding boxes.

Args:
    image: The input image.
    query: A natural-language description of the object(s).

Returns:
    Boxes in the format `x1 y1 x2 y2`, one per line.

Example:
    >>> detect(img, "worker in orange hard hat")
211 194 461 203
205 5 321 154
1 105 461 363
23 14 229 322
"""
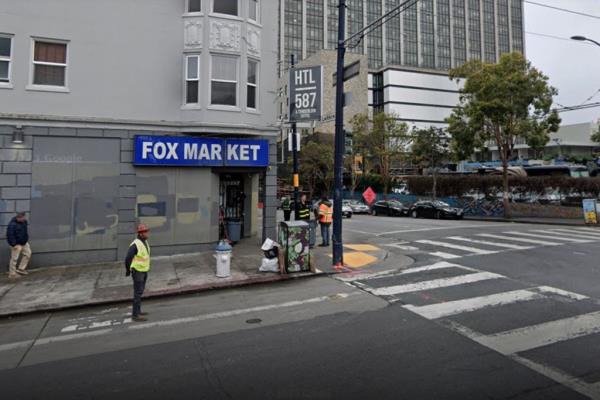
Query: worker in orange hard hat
125 223 151 322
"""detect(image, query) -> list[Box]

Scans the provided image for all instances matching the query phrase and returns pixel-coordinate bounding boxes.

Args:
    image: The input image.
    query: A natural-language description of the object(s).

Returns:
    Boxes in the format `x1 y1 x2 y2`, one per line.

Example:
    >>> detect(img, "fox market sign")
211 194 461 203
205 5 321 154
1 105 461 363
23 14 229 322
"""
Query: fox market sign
134 136 269 167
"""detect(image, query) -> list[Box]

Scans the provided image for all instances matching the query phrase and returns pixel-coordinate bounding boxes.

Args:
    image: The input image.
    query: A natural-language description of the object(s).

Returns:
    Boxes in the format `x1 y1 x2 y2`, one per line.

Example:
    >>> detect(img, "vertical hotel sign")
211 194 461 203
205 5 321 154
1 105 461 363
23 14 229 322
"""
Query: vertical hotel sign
289 65 323 122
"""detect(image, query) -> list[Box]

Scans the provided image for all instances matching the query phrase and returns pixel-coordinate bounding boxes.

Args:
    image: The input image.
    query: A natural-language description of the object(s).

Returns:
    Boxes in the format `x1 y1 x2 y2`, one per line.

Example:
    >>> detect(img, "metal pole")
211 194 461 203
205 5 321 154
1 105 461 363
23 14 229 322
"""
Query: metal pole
291 54 300 218
332 0 346 267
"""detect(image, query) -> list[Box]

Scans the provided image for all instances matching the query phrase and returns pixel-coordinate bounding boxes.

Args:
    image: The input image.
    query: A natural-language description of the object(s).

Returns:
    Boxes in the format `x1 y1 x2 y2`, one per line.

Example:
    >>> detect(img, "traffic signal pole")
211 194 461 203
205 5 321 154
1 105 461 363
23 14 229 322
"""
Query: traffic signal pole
332 0 346 267
290 54 299 217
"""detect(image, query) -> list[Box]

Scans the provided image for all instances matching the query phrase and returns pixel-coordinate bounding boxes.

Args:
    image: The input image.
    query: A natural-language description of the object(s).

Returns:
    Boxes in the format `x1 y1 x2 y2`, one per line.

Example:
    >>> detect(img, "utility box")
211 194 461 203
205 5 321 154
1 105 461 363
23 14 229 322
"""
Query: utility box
278 221 310 273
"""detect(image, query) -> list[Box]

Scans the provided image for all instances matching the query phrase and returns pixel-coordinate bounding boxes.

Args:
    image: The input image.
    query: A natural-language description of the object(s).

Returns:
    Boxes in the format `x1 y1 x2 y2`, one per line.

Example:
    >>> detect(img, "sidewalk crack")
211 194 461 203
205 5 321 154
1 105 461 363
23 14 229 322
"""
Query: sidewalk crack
16 313 52 368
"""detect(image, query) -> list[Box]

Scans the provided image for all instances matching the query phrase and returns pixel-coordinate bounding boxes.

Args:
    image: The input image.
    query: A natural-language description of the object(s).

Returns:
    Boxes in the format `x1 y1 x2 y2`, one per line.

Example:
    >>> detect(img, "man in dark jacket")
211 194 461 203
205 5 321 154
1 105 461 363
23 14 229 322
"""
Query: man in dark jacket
295 194 311 221
125 224 151 322
6 212 31 279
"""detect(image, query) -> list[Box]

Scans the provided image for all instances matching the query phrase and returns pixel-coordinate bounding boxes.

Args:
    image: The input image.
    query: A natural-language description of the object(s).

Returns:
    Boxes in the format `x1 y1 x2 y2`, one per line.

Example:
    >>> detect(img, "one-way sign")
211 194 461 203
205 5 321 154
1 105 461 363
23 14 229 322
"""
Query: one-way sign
289 65 323 122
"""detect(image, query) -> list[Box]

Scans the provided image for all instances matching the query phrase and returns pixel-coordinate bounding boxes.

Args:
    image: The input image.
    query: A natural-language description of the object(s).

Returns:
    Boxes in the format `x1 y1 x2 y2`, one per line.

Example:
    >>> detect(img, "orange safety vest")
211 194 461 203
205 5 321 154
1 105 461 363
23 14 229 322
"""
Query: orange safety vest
319 203 333 224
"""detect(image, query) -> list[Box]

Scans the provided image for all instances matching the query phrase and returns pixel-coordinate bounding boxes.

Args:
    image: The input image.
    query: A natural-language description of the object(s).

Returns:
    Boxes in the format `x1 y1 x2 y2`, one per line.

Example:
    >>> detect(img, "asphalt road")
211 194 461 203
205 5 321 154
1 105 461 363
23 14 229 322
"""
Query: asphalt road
2 216 600 399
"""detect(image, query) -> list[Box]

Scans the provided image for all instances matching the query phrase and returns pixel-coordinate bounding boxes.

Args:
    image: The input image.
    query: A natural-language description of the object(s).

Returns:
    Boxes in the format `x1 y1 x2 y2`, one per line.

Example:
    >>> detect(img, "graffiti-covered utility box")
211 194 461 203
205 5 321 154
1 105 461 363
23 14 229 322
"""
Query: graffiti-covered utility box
278 221 310 273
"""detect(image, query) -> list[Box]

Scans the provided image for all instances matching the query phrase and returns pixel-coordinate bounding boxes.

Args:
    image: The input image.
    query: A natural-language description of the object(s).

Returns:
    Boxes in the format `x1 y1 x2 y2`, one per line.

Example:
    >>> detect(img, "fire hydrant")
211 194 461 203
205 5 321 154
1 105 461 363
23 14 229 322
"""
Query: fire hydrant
215 240 232 278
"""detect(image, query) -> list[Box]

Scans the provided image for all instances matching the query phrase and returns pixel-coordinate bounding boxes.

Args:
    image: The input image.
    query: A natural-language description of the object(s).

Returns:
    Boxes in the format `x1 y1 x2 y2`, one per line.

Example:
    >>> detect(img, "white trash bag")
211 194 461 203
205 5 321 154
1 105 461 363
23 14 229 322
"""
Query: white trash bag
261 238 280 259
259 257 279 272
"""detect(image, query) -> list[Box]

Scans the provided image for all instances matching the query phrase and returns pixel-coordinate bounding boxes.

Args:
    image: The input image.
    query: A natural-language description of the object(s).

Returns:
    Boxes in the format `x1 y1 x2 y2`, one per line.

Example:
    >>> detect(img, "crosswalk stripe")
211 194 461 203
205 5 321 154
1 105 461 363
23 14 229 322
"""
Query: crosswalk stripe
504 231 593 243
404 289 543 319
429 251 463 259
415 240 499 255
477 233 562 246
370 271 503 296
546 228 600 238
476 310 600 355
398 261 470 275
535 286 588 301
530 229 600 242
447 236 532 250
571 227 600 233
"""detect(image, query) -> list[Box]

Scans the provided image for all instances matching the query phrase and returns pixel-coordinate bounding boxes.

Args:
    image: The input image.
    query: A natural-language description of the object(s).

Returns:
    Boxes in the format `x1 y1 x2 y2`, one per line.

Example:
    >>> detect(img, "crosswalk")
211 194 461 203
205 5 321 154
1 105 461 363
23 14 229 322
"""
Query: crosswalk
347 261 600 399
385 227 600 260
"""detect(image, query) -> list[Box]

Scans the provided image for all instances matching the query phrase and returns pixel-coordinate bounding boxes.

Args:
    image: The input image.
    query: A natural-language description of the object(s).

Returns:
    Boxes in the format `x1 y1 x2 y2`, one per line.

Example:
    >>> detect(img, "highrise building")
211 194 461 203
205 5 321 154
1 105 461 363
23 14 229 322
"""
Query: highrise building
278 0 525 129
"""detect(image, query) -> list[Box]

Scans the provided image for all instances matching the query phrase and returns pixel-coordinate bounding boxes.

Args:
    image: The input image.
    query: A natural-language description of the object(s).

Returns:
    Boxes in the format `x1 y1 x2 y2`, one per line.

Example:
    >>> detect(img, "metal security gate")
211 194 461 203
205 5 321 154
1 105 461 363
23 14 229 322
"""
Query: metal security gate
219 174 245 240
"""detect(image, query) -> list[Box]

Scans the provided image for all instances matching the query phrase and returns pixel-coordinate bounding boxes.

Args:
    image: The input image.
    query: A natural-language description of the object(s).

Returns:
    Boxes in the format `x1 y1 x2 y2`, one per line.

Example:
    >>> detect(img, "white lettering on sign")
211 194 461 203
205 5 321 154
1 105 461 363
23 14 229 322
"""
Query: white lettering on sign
184 143 198 159
142 142 153 159
198 144 210 160
239 145 249 161
227 144 239 160
211 144 222 160
154 143 167 160
166 142 179 160
250 145 260 160
295 69 316 85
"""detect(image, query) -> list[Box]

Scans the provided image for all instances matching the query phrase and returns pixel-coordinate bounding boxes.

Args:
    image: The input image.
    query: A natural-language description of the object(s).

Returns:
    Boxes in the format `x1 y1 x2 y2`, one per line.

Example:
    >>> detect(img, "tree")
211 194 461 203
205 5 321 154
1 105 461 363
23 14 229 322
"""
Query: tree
447 52 560 218
298 141 334 199
353 112 409 196
410 127 451 199
591 122 600 144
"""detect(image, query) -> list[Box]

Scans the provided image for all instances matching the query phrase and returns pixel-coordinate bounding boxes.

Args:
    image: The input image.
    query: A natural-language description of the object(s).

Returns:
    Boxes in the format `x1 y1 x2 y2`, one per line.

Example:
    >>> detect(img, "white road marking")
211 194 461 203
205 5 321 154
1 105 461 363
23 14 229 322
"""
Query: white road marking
375 223 507 236
336 269 400 282
398 261 474 275
572 227 600 233
546 228 600 239
370 272 503 296
415 240 499 255
531 229 600 241
477 310 600 355
447 236 532 250
429 251 463 259
128 293 357 330
0 340 33 352
35 329 114 346
382 243 420 251
404 289 543 319
477 233 561 246
534 286 589 301
504 231 593 243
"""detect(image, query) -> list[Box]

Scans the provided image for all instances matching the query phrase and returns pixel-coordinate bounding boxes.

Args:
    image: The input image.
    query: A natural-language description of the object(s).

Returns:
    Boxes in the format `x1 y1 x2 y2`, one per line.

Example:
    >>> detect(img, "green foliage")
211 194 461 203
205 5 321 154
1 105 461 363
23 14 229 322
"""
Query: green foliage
592 124 600 144
352 111 410 195
447 52 561 217
410 127 451 168
298 141 334 199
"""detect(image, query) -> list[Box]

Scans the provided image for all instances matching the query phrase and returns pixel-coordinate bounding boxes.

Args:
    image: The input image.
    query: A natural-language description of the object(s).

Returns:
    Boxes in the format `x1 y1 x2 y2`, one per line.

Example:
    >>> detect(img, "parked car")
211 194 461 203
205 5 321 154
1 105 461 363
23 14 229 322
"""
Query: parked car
409 200 464 219
370 200 409 217
343 200 370 214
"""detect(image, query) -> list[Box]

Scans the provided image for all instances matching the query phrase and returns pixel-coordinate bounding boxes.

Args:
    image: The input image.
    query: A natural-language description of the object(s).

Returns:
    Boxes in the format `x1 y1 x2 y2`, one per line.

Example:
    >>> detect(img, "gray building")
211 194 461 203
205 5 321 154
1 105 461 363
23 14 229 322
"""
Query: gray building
0 0 279 268
279 0 525 128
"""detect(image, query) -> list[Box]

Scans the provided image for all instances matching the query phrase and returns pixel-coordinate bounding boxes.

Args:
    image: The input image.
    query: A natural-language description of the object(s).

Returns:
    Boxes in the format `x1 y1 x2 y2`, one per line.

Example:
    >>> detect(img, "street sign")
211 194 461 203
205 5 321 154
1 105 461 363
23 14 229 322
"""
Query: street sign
363 187 376 205
289 65 323 122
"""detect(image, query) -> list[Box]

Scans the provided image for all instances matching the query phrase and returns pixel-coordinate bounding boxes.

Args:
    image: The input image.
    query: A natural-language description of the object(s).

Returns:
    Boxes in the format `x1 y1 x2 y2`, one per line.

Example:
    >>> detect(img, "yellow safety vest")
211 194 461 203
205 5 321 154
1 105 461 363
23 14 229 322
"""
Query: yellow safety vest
130 239 151 272
319 203 333 223
297 204 311 220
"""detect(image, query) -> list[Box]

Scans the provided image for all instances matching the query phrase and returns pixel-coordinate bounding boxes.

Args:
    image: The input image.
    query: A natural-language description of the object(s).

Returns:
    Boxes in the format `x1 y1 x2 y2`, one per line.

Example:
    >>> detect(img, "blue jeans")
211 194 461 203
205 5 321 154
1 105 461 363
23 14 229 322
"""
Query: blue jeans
132 270 148 317
320 223 330 246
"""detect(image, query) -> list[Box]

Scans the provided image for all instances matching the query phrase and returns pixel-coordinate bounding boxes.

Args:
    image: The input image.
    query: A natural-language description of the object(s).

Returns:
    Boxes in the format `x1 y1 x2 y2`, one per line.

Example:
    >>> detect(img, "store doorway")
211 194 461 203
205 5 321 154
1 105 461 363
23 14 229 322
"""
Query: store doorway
219 174 245 242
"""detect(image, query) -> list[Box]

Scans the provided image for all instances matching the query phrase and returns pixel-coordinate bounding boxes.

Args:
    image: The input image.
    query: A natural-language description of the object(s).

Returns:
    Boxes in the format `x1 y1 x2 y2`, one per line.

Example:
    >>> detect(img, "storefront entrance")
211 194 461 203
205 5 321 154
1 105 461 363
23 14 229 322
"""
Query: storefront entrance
219 174 245 241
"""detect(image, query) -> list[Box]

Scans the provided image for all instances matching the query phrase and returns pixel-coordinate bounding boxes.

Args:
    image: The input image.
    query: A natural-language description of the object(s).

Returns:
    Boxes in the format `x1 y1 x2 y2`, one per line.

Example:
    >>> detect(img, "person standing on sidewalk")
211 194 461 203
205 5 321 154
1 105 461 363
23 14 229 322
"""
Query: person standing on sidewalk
318 196 333 247
281 196 292 222
6 212 31 279
125 224 151 322
295 194 311 221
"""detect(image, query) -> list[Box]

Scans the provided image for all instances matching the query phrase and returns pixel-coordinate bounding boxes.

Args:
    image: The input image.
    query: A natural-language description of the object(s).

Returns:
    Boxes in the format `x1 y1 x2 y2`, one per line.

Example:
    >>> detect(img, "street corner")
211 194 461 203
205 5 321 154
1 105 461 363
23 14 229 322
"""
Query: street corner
313 243 391 274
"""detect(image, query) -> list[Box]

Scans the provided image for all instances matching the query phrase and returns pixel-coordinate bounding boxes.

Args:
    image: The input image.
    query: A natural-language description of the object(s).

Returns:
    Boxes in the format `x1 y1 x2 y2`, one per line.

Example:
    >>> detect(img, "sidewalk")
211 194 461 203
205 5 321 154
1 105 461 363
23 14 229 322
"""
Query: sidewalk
0 238 392 318
464 216 592 226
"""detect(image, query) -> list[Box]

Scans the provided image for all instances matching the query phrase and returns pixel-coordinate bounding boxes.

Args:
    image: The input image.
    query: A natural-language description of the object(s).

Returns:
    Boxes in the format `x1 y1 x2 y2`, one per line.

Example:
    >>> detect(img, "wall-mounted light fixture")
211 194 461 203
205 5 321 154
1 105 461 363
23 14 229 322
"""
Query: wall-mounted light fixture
12 126 24 144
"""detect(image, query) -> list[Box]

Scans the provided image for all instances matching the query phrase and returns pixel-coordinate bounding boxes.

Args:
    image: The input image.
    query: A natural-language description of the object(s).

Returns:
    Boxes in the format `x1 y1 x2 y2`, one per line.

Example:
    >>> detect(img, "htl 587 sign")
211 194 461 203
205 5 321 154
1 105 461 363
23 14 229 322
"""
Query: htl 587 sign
289 65 323 123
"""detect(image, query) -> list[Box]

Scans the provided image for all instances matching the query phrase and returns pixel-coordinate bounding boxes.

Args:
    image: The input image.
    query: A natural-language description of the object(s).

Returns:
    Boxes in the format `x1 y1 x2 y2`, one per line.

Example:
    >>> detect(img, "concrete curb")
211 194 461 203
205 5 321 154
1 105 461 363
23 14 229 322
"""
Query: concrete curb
464 217 593 227
0 271 330 320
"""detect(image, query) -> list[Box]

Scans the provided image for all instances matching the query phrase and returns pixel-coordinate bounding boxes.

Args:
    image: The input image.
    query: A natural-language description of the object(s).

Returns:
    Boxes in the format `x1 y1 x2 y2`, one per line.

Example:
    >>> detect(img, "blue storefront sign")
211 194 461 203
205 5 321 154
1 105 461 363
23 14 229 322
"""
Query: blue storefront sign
133 136 269 167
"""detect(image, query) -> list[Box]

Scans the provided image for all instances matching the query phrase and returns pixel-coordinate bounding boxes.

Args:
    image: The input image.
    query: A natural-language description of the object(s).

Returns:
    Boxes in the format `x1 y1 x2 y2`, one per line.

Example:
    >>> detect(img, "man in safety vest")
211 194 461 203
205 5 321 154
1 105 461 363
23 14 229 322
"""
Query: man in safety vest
318 196 333 247
295 194 311 221
281 196 292 221
125 224 151 322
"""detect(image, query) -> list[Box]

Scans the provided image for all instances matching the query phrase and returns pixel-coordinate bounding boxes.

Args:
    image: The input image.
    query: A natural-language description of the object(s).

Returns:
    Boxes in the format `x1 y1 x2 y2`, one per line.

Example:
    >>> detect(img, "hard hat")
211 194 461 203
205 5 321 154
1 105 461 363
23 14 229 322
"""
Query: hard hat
137 223 149 233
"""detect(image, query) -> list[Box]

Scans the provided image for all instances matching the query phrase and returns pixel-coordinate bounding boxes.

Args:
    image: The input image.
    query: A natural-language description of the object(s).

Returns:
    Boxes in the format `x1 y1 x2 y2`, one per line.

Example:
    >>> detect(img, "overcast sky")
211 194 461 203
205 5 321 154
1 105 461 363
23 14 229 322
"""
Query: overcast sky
524 0 600 125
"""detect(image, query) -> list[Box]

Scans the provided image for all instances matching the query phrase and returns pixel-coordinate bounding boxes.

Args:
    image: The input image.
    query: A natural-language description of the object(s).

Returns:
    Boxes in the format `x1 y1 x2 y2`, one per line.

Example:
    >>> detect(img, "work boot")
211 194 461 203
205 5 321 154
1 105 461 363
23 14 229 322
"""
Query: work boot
7 273 20 279
132 315 148 322
16 269 28 276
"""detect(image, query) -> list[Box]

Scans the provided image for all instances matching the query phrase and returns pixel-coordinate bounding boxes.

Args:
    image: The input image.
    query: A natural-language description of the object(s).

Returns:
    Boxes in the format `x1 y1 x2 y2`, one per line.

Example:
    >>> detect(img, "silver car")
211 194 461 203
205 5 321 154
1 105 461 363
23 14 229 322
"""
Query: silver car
343 200 370 214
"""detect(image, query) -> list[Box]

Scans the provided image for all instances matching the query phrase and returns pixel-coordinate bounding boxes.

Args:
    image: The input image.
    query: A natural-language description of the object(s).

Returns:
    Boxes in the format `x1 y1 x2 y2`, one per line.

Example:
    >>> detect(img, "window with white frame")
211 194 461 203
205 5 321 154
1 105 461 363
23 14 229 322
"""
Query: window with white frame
249 0 259 22
213 0 237 16
185 55 200 104
247 60 258 109
188 0 201 13
0 35 12 84
211 55 237 106
32 40 67 87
